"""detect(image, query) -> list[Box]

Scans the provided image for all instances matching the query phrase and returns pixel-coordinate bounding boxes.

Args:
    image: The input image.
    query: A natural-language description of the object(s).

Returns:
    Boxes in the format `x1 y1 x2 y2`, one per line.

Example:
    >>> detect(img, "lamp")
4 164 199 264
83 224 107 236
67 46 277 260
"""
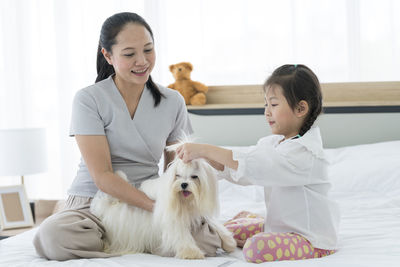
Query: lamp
0 128 47 229
0 128 47 185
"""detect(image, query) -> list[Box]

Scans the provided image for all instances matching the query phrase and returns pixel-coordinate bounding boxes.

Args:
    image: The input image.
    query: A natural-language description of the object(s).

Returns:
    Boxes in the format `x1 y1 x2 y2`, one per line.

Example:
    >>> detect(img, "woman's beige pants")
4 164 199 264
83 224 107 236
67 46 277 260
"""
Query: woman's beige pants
33 195 222 261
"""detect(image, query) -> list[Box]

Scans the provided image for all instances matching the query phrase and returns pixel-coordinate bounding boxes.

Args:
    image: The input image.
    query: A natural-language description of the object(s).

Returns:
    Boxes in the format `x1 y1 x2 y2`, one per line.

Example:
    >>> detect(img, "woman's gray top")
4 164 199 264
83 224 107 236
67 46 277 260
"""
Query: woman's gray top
68 75 193 197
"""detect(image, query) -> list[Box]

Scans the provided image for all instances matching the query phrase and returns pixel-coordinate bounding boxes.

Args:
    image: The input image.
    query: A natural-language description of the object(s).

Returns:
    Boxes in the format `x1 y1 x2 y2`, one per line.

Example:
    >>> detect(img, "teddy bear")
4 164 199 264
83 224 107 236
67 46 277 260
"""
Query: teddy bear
168 62 208 105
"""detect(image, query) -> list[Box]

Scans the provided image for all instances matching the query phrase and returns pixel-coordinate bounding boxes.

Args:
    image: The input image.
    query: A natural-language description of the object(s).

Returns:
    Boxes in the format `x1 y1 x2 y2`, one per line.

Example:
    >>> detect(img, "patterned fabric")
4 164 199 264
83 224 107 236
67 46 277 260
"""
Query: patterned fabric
242 232 336 263
225 215 336 263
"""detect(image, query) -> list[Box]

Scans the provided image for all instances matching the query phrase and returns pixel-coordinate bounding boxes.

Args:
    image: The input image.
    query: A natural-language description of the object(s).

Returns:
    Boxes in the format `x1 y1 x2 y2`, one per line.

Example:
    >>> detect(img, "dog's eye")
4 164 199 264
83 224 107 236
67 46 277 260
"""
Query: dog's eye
175 174 181 178
191 175 198 179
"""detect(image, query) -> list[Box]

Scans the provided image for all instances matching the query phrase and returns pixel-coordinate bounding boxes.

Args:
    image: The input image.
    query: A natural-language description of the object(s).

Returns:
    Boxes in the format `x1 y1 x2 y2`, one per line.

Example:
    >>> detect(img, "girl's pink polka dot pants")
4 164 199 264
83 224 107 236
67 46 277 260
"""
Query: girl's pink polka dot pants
224 216 336 263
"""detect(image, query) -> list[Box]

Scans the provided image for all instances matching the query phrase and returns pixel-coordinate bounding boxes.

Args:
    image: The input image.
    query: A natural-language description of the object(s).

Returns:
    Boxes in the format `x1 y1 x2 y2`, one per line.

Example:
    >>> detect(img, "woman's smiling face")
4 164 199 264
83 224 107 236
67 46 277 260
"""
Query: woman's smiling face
103 23 156 87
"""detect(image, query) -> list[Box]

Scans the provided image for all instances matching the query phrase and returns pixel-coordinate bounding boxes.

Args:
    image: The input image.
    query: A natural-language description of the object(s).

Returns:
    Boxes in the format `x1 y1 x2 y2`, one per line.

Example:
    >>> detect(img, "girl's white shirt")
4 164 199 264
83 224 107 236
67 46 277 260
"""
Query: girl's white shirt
219 126 340 250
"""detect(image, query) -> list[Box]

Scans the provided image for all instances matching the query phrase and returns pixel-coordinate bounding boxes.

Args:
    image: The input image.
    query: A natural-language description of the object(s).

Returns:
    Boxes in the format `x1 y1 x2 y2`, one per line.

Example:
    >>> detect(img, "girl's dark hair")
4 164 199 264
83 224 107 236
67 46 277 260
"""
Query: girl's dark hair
96 12 164 106
264 64 322 136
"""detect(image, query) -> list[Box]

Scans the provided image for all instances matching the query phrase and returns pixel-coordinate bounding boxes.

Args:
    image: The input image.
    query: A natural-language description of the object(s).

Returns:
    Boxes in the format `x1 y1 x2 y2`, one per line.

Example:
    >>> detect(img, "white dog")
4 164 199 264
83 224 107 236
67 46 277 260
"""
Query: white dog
90 157 236 259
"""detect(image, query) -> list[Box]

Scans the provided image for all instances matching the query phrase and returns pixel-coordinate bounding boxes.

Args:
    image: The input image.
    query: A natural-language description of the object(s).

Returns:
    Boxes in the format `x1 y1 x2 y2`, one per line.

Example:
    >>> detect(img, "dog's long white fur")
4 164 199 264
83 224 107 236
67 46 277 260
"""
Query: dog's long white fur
90 151 236 259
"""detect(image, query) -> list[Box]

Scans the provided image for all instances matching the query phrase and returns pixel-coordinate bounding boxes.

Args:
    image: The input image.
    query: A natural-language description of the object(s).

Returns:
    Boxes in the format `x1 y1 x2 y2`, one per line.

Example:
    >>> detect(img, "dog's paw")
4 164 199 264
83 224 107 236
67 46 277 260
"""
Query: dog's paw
176 246 205 259
221 234 237 253
214 226 237 253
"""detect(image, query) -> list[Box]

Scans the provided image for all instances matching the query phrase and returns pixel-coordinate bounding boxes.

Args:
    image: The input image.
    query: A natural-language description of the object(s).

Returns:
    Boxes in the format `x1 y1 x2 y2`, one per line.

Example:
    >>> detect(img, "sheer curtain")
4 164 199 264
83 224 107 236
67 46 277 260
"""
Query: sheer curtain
156 0 400 85
0 0 146 199
0 0 399 199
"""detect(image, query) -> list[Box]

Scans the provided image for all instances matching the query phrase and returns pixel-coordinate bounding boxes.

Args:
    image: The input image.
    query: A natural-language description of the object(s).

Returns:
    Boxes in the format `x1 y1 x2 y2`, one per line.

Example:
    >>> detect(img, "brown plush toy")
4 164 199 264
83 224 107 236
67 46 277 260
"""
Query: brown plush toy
168 62 208 105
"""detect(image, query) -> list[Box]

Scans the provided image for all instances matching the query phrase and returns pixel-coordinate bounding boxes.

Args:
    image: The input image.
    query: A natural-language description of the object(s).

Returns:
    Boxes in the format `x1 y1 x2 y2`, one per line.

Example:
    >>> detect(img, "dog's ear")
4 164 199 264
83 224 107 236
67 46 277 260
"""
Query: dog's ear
198 160 219 216
155 160 178 216
163 159 178 181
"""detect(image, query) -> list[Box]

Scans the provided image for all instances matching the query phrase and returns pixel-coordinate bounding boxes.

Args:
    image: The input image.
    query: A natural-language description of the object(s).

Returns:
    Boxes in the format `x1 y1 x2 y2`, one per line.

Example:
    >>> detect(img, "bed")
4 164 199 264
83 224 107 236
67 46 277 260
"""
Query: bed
1 140 400 266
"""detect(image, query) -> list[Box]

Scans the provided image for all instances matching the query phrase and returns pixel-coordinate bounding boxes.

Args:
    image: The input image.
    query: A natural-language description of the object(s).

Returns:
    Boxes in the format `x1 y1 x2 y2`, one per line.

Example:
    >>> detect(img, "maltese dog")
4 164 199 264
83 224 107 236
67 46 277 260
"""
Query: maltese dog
90 157 236 259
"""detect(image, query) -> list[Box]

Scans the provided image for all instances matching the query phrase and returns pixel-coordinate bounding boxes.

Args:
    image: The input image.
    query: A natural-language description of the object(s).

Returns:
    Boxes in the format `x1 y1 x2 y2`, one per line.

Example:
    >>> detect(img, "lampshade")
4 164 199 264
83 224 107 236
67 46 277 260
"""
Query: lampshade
0 128 47 176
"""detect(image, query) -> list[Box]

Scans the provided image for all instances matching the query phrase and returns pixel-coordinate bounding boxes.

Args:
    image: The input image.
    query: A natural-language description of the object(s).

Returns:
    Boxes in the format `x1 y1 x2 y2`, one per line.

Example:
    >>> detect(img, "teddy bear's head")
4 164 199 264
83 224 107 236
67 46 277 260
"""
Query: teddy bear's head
168 62 208 105
169 62 193 80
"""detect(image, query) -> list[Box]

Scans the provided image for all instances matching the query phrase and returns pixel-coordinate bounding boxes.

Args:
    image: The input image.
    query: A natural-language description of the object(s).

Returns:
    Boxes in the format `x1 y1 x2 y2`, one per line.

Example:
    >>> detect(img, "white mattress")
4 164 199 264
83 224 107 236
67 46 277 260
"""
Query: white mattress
1 140 400 267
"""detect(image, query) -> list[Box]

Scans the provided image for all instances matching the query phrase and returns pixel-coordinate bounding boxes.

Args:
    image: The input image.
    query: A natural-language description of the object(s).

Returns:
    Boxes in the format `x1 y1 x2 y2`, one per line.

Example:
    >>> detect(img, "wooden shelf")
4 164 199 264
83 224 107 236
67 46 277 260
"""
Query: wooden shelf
187 81 400 115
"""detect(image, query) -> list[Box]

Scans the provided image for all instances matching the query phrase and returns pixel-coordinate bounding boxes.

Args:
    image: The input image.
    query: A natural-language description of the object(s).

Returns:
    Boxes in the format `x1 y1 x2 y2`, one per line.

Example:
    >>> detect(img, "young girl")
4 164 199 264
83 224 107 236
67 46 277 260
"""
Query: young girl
176 64 340 263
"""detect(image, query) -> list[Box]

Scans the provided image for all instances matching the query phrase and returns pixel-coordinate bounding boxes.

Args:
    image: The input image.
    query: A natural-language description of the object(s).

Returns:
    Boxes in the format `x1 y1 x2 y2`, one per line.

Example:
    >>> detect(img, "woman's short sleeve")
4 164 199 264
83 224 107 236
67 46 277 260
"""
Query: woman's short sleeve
167 93 194 143
69 90 105 136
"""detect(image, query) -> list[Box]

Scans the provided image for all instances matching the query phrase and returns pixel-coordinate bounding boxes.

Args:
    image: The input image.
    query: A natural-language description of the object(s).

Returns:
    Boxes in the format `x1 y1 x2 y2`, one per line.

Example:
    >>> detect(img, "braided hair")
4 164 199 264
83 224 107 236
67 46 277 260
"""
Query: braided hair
96 12 164 107
264 64 322 136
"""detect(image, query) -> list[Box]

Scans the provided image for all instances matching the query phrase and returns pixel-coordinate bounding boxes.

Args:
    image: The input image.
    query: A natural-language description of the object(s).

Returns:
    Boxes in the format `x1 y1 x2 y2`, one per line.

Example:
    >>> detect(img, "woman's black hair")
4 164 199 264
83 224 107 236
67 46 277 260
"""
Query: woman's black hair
96 12 164 106
264 64 323 136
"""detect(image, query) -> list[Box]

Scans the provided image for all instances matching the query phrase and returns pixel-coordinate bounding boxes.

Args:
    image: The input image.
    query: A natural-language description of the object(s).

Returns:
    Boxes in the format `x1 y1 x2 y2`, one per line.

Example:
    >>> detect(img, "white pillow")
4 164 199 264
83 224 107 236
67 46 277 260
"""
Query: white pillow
325 140 400 195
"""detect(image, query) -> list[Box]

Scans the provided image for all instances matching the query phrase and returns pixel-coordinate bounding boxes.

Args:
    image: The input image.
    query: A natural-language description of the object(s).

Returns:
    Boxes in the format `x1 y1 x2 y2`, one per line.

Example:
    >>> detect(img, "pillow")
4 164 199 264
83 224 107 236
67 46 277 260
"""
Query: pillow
325 140 400 195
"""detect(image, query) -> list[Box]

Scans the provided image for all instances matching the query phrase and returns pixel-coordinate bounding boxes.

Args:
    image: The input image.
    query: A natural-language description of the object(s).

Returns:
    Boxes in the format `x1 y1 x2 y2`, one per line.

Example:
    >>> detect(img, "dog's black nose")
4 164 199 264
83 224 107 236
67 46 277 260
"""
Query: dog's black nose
181 183 188 189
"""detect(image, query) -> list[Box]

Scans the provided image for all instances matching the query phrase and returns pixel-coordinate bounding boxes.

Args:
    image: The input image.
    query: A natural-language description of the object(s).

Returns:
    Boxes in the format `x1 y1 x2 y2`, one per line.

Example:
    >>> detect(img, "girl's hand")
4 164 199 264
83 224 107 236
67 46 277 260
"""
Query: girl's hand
236 239 246 248
176 143 204 163
232 211 252 220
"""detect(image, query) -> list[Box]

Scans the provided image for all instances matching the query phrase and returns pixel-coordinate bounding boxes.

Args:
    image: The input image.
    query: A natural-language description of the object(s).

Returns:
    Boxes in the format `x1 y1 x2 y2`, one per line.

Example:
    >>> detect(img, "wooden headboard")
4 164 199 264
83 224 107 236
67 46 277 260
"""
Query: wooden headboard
188 81 400 115
186 82 400 147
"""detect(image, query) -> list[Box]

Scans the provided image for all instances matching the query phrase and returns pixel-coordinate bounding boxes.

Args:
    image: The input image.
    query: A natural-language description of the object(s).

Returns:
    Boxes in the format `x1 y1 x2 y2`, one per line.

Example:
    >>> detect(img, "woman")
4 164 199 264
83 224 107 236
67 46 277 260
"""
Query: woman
33 12 222 261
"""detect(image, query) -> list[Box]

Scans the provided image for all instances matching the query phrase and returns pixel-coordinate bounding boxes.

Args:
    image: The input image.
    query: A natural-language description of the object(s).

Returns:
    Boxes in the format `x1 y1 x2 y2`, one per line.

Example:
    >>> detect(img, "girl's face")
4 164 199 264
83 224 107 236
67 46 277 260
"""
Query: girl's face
103 23 155 89
264 85 305 139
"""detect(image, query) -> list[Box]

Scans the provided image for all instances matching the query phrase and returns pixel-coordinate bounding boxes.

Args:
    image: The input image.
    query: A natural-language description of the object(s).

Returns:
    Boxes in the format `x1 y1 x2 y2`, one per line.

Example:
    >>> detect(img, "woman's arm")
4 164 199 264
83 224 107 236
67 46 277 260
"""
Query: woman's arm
176 143 238 171
75 135 154 212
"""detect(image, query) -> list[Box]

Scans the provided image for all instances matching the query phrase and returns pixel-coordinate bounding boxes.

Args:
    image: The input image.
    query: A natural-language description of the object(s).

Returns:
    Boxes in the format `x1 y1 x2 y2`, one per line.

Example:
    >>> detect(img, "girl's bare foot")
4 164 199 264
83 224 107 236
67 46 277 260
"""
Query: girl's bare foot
232 211 252 220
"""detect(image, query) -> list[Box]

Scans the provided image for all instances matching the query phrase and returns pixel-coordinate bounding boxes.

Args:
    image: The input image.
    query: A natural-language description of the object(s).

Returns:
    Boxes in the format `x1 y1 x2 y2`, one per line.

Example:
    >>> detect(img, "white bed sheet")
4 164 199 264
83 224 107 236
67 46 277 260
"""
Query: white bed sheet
1 141 400 267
